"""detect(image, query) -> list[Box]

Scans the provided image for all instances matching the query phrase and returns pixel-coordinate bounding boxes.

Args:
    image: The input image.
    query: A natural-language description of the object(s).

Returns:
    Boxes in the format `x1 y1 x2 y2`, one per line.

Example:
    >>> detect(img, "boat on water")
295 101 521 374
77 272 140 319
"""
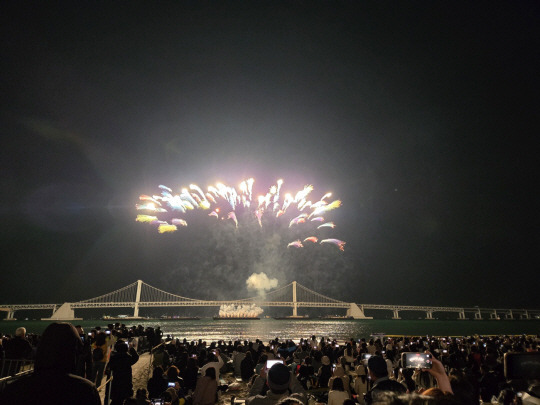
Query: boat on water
102 315 148 321
213 316 260 320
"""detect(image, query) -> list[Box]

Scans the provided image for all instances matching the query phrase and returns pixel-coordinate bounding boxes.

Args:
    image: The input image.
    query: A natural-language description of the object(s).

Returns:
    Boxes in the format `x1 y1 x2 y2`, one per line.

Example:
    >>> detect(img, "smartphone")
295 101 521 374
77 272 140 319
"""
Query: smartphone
106 331 111 335
361 353 372 361
266 359 282 369
443 349 448 354
504 352 540 380
152 400 162 405
191 354 197 358
88 332 92 336
401 352 433 369
168 382 175 387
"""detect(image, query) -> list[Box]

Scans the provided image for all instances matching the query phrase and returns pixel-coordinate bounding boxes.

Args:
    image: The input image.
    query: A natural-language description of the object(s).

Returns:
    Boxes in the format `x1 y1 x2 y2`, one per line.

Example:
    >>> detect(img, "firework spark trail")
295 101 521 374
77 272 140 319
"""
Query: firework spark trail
320 238 346 251
135 178 345 250
287 240 304 248
317 222 336 229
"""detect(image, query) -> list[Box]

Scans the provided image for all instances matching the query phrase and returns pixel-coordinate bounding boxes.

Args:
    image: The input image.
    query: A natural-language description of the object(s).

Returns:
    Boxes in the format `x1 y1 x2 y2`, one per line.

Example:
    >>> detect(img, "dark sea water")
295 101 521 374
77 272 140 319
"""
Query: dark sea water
5 319 540 342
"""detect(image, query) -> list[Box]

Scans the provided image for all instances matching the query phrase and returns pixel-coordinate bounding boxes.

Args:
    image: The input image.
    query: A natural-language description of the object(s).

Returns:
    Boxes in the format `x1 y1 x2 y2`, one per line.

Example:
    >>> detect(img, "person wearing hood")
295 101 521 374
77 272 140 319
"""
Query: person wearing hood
108 339 139 405
0 322 101 405
247 362 307 405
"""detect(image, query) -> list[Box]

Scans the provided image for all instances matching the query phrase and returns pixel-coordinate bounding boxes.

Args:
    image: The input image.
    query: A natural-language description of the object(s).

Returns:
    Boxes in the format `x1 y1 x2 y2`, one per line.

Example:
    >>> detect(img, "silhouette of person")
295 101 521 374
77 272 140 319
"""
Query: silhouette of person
0 322 101 405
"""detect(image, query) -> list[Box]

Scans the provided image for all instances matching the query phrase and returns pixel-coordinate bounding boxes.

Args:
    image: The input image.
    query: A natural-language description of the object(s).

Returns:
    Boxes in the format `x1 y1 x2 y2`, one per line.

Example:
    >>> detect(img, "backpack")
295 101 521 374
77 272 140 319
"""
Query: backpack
93 346 104 361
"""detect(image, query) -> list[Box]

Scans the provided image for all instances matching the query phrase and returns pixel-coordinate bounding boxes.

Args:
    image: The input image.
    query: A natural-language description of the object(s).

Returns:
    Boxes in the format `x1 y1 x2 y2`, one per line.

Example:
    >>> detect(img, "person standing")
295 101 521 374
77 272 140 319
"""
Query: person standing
90 332 108 387
108 339 139 405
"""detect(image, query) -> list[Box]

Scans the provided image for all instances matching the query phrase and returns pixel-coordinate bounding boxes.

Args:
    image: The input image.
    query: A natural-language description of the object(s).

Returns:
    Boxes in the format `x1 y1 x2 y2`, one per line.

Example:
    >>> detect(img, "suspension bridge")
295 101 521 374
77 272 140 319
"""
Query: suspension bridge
1 280 538 321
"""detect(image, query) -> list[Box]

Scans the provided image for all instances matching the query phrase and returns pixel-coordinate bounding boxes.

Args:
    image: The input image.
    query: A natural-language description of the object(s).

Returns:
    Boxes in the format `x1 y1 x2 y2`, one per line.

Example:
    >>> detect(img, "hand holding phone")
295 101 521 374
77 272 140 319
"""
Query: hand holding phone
401 352 433 369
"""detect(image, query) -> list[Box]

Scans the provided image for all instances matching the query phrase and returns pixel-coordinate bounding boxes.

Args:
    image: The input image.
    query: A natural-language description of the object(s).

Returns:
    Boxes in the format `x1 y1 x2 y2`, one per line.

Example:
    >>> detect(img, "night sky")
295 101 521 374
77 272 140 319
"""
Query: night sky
1 2 539 310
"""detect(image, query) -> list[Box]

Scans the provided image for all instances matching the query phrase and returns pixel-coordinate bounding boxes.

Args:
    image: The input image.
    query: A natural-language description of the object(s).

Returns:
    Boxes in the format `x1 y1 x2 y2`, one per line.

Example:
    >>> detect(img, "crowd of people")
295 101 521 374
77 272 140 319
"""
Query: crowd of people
1 323 539 405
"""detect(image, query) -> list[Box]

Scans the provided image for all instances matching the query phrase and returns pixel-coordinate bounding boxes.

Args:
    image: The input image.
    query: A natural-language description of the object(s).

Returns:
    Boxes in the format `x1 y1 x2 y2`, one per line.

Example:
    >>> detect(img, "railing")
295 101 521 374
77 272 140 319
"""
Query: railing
0 360 34 394
97 373 113 405
0 359 34 379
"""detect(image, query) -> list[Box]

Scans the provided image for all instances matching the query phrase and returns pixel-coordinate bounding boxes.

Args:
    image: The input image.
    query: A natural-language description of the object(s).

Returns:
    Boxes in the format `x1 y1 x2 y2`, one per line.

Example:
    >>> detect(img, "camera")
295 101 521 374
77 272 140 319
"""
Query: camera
504 352 540 380
401 352 433 369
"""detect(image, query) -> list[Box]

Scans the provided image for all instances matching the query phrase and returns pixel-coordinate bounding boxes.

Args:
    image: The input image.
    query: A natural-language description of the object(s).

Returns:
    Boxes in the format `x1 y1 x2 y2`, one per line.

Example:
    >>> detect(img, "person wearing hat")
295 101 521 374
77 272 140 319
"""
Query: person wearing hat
364 355 406 404
247 362 307 405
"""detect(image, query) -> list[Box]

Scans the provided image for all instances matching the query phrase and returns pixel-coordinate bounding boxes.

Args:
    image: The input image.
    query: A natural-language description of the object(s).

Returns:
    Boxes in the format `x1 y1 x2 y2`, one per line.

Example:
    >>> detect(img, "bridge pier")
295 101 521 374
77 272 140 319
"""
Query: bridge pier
2 309 17 320
521 310 530 320
292 281 298 317
474 310 483 320
42 302 82 321
458 310 467 320
392 309 401 320
489 310 500 320
347 303 373 319
505 310 514 320
133 280 143 318
425 310 434 320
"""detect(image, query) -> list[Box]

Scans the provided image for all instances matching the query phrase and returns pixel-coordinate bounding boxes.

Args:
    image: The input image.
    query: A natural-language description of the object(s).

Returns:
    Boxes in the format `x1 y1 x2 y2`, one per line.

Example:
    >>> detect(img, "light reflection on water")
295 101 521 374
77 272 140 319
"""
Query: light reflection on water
15 319 540 342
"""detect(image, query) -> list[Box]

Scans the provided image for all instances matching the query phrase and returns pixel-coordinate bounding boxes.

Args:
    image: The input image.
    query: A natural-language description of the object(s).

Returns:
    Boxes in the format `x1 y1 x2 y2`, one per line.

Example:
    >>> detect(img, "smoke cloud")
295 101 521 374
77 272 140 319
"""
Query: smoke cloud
246 272 279 294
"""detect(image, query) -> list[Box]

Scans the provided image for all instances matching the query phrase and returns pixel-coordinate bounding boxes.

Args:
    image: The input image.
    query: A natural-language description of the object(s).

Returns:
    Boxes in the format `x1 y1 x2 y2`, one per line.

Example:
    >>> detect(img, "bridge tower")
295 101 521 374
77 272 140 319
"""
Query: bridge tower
292 281 298 317
133 280 143 318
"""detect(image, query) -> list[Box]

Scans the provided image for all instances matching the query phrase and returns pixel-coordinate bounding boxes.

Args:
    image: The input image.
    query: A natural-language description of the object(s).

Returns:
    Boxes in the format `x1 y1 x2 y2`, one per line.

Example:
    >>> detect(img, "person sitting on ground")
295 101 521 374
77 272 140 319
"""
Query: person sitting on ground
297 356 315 390
192 366 218 405
241 351 256 382
162 386 183 405
181 356 199 393
256 354 268 376
328 376 350 405
364 355 407 404
317 356 332 388
135 388 152 405
328 363 351 395
0 322 101 405
147 366 168 400
247 362 307 405
166 365 185 389
233 346 246 377
200 349 224 381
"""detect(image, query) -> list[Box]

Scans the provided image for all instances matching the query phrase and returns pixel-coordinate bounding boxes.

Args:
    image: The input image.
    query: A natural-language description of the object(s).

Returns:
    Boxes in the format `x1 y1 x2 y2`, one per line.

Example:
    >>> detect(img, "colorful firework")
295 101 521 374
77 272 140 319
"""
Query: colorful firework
135 178 345 251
